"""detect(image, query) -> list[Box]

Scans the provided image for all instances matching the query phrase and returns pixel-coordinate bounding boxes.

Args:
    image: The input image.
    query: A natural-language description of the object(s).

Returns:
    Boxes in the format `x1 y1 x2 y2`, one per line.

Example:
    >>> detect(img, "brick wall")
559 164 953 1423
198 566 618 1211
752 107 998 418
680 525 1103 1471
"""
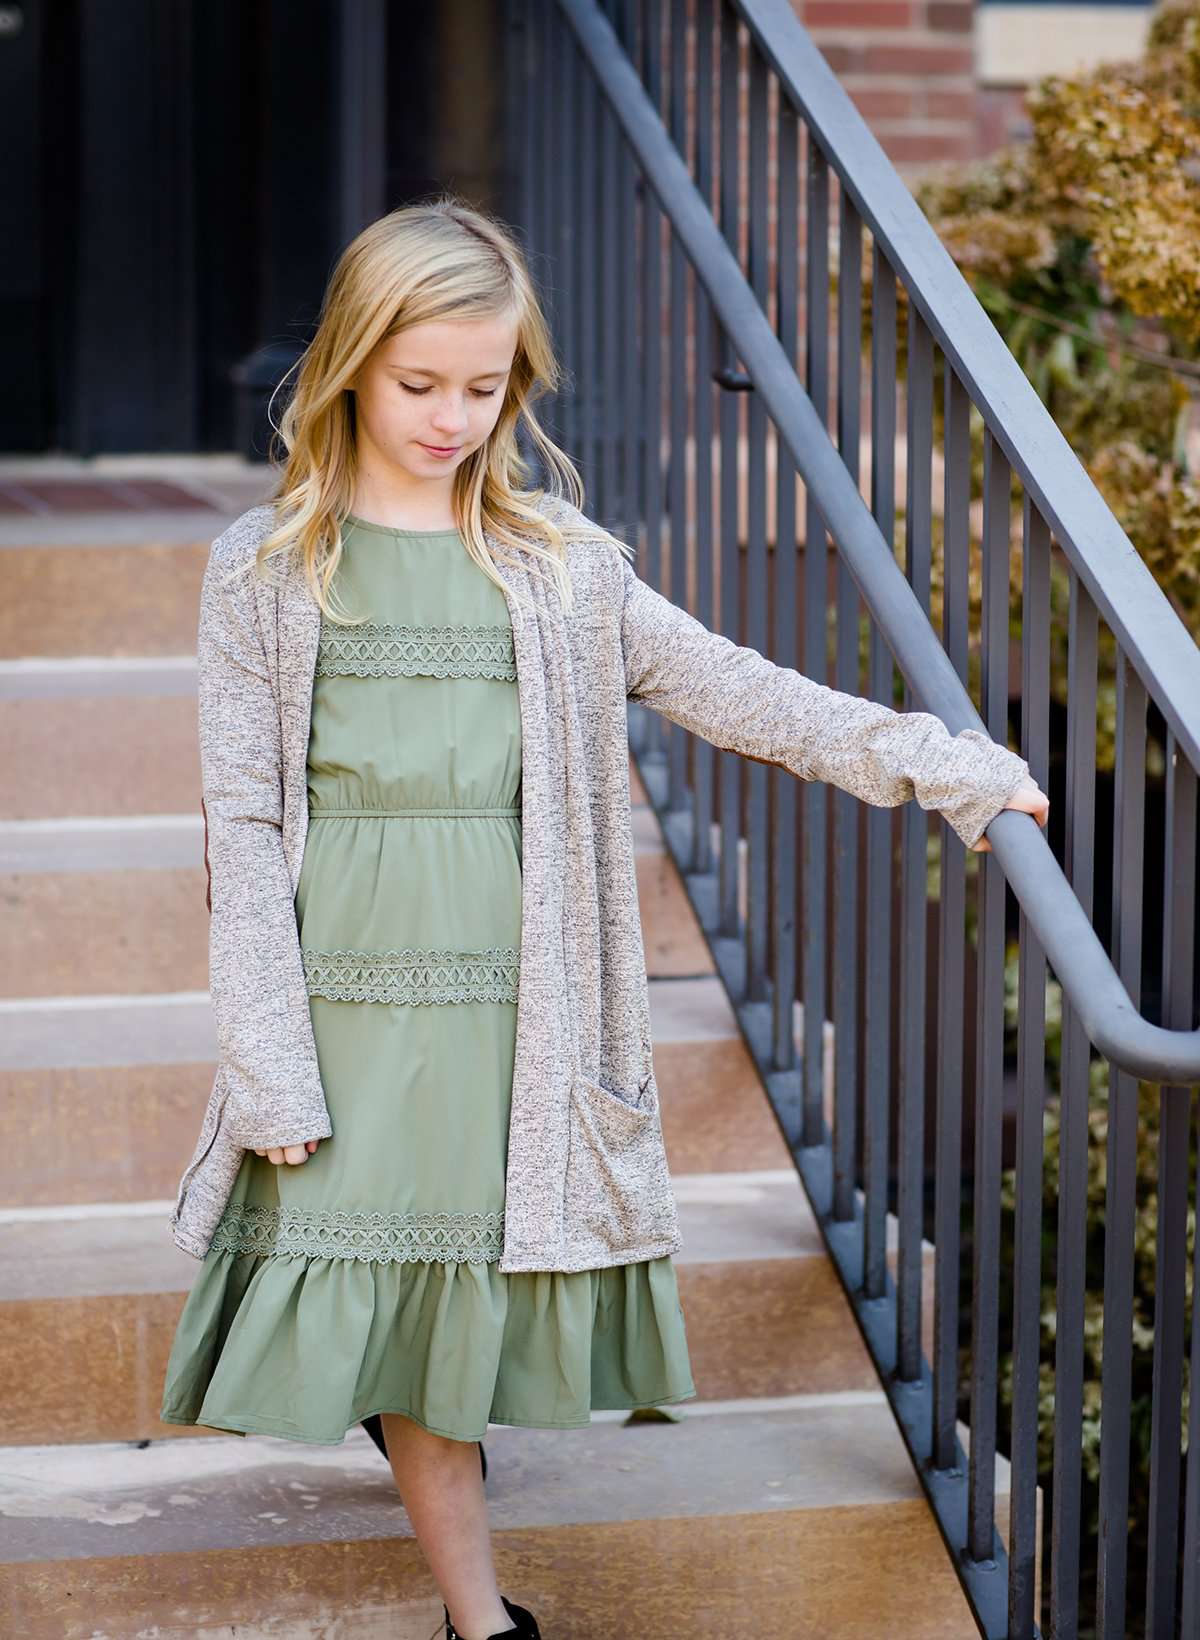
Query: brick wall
795 0 979 170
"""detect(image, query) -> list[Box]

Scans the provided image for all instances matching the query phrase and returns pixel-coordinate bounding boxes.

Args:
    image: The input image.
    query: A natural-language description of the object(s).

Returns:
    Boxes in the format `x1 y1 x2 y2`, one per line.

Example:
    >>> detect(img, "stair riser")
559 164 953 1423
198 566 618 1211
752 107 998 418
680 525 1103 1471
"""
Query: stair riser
0 1041 787 1208
0 1256 898 1446
0 697 200 821
0 857 698 1000
0 870 207 998
0 542 208 661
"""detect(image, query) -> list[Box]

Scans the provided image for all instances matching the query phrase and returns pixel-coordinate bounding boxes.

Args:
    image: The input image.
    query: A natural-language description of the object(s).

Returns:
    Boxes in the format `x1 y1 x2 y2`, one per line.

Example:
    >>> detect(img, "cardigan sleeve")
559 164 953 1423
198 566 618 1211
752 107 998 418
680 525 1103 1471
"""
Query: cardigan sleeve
618 555 1031 852
197 536 333 1151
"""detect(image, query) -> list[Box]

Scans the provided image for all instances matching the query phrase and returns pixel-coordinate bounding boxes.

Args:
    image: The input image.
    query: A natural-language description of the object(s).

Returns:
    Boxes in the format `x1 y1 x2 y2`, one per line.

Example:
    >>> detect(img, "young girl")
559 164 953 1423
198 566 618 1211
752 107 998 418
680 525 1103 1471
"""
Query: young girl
160 196 1048 1640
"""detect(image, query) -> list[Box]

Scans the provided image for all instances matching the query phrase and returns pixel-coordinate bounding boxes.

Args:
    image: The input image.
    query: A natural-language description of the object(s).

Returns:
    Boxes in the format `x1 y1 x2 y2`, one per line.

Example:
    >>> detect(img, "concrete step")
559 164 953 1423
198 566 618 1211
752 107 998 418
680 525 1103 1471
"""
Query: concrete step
0 1396 987 1638
0 798 691 998
0 866 208 997
0 1032 789 1210
0 692 200 819
0 1174 936 1446
0 541 209 658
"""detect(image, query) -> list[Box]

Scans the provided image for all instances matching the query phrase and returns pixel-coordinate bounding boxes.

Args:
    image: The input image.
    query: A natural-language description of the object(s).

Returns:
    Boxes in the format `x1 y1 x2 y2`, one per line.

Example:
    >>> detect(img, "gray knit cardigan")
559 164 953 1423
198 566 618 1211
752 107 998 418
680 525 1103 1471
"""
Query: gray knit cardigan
168 495 1031 1271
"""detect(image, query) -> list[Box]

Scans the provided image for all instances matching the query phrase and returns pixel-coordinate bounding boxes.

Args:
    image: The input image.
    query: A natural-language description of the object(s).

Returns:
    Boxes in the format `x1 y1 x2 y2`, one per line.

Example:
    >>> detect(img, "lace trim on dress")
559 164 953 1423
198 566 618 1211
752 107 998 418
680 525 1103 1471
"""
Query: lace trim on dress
315 621 517 679
301 946 521 1005
210 1203 506 1263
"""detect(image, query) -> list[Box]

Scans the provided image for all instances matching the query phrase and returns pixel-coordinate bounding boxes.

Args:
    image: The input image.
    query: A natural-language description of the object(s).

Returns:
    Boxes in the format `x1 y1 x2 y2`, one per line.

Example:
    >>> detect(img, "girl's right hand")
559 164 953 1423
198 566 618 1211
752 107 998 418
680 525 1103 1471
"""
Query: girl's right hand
254 1139 322 1166
968 776 1050 853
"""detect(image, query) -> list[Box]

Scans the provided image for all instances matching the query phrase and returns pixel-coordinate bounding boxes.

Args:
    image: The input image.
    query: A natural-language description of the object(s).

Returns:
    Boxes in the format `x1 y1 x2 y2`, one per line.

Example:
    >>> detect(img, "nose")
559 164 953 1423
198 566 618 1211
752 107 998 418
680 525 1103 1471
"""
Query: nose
430 398 470 438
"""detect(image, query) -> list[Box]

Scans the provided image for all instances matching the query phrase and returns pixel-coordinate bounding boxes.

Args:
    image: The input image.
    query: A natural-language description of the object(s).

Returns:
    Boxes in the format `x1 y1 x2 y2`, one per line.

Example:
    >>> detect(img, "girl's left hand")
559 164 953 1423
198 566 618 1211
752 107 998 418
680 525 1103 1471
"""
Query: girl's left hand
253 1139 323 1165
969 776 1050 853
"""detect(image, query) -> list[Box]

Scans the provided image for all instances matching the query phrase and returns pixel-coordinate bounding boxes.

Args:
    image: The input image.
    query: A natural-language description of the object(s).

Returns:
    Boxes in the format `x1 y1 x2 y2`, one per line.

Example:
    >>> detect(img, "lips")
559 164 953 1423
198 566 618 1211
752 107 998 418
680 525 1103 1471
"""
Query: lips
420 443 460 455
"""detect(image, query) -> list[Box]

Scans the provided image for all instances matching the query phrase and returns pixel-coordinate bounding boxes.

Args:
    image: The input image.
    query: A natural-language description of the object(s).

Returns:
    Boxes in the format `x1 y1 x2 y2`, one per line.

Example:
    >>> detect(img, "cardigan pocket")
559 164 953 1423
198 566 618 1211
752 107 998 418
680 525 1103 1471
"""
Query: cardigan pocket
575 1066 654 1124
564 1067 675 1251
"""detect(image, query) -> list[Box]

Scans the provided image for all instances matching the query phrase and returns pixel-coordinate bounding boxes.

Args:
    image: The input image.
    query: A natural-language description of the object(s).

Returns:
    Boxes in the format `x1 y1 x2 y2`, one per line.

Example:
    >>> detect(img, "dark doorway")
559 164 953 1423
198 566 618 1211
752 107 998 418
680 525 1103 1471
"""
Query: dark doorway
6 0 506 457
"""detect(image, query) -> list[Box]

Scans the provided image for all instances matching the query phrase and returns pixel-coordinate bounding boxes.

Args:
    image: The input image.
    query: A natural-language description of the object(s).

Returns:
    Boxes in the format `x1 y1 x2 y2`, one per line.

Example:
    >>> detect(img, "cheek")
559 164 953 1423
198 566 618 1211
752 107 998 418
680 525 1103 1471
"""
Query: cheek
360 388 418 444
474 399 505 441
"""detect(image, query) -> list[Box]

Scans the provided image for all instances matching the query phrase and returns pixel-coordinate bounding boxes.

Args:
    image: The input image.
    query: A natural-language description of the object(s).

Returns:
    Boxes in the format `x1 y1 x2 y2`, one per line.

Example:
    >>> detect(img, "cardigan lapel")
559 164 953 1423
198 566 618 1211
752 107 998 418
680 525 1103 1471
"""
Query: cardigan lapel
484 536 579 1265
272 559 324 895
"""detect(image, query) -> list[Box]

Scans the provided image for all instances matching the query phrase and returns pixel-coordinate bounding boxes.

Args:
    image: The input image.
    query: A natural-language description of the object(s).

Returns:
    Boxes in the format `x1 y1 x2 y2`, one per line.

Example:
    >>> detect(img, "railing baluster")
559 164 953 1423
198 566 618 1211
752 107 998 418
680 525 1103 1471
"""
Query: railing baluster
863 241 896 1303
831 188 861 1225
545 3 568 453
1095 647 1147 1640
716 2 743 946
771 81 800 1074
640 0 666 767
967 425 1010 1566
527 1 545 298
1008 498 1052 1639
801 132 830 1145
897 304 932 1385
665 4 690 816
690 0 717 880
1049 564 1098 1634
564 27 582 456
743 44 770 1000
511 2 535 275
1187 1124 1200 1629
1146 730 1196 1635
598 32 619 528
933 362 971 1472
616 0 639 551
579 46 597 497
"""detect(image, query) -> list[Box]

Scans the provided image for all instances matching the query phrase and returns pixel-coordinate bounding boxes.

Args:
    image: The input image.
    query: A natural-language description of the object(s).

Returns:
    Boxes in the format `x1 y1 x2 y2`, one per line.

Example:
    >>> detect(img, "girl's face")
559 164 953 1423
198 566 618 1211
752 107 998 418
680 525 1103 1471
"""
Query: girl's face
349 313 519 495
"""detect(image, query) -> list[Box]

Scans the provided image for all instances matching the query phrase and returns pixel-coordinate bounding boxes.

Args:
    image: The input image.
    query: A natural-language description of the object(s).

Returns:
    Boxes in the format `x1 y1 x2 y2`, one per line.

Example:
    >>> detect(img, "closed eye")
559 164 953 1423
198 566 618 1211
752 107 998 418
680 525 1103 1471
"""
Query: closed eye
400 383 498 398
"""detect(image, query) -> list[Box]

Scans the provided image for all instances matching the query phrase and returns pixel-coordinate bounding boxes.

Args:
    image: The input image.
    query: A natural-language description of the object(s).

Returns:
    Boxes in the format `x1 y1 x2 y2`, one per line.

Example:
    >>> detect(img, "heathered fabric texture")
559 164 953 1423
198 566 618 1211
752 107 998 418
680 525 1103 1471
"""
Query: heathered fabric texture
168 495 1031 1272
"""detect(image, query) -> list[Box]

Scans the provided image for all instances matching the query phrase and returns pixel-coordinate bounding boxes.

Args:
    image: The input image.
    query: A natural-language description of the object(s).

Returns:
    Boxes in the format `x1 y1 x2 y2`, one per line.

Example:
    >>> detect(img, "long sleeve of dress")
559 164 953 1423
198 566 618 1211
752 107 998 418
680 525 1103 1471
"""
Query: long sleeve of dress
619 555 1030 851
197 540 334 1151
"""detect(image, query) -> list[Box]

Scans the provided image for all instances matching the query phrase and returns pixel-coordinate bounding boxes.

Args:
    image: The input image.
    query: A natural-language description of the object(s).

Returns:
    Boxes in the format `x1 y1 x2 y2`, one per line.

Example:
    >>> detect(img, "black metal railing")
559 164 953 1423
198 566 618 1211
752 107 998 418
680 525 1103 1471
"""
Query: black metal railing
503 3 1200 1635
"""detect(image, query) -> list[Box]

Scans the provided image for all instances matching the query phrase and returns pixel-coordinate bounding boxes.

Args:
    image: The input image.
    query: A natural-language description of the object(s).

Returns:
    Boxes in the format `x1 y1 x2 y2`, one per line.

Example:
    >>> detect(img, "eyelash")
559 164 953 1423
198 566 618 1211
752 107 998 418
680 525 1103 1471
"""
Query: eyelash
399 384 498 398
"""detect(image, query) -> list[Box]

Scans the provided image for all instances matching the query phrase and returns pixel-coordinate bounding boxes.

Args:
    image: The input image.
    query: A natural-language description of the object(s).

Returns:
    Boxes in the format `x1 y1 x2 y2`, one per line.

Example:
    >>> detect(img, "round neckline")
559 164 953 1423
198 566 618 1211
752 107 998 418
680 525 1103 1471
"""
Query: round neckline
344 511 463 539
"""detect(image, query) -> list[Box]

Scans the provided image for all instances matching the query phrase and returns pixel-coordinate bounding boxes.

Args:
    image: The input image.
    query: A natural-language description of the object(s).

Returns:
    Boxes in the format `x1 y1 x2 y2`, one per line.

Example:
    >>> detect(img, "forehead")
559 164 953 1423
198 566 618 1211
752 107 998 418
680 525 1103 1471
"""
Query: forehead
379 314 518 375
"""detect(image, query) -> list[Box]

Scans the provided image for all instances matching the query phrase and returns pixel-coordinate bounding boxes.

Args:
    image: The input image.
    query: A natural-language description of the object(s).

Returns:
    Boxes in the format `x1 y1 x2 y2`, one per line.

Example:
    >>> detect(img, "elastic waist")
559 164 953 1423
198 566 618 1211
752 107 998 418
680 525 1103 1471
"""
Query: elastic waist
309 806 521 818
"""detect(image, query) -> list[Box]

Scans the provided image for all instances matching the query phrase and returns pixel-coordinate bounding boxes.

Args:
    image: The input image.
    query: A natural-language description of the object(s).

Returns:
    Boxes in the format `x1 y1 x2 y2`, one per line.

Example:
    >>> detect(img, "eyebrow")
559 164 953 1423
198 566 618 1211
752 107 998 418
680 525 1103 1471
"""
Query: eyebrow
391 365 512 380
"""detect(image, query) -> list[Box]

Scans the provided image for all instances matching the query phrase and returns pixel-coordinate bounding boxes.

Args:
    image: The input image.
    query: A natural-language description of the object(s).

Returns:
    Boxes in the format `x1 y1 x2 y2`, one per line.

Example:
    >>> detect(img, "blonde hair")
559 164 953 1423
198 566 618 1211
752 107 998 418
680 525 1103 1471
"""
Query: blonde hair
241 194 631 622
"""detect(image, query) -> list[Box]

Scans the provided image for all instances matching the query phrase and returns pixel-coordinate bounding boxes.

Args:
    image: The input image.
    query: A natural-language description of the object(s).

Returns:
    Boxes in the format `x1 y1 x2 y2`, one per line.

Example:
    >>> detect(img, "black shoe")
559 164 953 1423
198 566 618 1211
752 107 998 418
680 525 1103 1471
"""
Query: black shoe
361 1412 388 1457
443 1593 540 1639
359 1415 488 1481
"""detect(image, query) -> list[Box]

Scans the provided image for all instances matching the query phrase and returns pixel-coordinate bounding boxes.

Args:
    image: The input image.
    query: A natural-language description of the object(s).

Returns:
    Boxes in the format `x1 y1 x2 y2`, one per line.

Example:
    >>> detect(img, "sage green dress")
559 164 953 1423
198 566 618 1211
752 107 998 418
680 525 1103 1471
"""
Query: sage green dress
159 514 697 1446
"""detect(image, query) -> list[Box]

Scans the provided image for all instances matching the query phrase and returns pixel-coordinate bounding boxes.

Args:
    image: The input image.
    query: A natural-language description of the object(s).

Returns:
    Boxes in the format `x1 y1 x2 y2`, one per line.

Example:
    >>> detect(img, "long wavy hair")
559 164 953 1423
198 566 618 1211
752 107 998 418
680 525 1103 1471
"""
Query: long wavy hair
245 195 631 623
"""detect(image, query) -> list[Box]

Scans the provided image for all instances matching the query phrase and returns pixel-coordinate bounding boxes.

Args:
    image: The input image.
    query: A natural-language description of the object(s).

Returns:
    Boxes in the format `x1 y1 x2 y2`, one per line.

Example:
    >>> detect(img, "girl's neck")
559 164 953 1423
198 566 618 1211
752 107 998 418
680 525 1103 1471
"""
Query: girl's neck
351 508 458 532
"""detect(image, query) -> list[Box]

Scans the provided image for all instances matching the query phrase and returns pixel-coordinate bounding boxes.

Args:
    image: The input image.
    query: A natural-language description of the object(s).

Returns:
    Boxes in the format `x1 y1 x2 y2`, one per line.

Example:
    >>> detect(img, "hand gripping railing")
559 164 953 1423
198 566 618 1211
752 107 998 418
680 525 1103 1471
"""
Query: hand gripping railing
505 2 1200 1634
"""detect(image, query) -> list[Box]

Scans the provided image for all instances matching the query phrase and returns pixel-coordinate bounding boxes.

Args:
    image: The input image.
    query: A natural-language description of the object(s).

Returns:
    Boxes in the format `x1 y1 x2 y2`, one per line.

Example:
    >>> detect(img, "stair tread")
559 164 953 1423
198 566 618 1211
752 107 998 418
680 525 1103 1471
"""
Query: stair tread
0 1399 936 1565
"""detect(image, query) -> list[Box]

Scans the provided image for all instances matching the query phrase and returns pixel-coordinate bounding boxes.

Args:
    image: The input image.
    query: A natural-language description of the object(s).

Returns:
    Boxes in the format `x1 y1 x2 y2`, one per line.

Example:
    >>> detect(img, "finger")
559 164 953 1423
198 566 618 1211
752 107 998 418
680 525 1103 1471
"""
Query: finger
255 1141 322 1164
970 781 1050 852
1012 788 1051 826
1001 781 1050 819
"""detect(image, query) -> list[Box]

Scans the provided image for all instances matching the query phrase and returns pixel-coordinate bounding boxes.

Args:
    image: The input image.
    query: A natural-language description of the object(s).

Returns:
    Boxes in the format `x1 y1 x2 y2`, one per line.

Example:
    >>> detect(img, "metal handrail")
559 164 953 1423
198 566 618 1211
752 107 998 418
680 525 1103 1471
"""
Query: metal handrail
561 0 1200 1084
